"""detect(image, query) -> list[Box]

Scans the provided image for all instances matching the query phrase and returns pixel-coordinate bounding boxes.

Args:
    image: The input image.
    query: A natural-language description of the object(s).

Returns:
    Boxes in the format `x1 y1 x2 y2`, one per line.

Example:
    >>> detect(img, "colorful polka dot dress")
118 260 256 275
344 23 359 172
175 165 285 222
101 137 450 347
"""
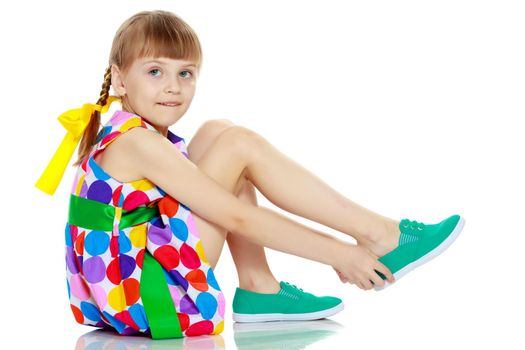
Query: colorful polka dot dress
65 110 225 338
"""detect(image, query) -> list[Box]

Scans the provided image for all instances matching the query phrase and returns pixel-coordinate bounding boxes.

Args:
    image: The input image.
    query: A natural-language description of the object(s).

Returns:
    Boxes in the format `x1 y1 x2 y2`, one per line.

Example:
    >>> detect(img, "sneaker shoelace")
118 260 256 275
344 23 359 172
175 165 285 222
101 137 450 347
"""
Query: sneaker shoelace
283 281 303 292
398 219 426 246
401 219 425 232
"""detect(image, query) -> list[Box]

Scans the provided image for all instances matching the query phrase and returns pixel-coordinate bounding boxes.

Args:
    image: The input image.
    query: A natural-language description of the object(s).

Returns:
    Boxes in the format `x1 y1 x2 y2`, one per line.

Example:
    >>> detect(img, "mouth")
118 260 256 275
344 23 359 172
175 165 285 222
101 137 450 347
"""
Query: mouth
158 102 182 107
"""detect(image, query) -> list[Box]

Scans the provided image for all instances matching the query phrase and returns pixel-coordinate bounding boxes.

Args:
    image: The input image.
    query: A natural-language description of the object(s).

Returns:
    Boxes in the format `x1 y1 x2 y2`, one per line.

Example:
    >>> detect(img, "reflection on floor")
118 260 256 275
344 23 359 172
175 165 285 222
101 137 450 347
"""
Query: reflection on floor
74 318 343 350
75 329 225 350
233 319 344 350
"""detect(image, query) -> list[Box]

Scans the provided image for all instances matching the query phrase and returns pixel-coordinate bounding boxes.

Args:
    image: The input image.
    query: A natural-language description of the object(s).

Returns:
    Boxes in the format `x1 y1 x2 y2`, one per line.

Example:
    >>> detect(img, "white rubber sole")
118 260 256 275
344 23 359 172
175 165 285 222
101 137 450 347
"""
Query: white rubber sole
232 302 345 323
374 216 466 291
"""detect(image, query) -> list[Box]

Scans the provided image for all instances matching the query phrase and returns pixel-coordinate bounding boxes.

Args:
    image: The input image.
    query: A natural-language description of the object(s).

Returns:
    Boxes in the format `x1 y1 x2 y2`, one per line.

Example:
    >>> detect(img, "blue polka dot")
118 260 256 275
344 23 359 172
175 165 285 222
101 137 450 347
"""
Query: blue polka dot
196 292 218 320
164 268 176 286
102 311 126 333
119 232 132 253
168 218 188 241
65 224 72 247
89 158 110 181
128 304 148 329
84 231 109 256
95 126 112 143
81 301 101 322
207 269 220 291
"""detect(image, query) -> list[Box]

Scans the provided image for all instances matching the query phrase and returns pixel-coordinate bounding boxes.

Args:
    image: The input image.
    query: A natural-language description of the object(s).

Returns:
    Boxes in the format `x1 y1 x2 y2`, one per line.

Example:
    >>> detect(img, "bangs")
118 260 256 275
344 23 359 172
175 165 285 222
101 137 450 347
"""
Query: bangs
112 11 202 72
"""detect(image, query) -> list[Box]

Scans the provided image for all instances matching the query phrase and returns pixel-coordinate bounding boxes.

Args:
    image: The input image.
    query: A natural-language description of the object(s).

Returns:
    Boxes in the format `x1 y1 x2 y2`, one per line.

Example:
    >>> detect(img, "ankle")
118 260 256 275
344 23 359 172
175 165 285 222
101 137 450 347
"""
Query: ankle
359 218 401 257
238 273 281 294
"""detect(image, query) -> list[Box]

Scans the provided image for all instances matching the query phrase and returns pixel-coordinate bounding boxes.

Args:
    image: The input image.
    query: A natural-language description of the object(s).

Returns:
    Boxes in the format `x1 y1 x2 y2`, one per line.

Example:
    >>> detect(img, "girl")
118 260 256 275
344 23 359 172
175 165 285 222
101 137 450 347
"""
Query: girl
36 10 465 339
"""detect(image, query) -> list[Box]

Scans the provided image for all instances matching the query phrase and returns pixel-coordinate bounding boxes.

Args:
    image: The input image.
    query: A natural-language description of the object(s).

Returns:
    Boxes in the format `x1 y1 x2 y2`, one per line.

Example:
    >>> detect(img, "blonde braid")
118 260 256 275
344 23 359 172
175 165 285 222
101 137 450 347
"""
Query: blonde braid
73 66 112 166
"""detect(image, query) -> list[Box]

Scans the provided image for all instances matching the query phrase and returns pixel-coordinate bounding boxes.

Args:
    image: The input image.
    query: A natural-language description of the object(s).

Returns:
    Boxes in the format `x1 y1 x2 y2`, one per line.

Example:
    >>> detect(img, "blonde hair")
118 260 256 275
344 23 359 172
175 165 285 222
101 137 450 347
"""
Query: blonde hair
74 10 202 166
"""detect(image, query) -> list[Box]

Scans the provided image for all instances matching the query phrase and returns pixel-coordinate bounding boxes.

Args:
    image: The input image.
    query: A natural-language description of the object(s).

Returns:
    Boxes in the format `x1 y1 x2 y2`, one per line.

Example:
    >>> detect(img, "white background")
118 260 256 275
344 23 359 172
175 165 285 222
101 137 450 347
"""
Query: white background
1 0 524 349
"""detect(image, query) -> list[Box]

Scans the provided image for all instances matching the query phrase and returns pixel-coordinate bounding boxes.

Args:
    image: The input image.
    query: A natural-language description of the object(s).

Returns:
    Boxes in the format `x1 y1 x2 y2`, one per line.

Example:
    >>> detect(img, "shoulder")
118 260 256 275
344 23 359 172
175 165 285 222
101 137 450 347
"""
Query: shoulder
114 126 165 156
116 126 184 164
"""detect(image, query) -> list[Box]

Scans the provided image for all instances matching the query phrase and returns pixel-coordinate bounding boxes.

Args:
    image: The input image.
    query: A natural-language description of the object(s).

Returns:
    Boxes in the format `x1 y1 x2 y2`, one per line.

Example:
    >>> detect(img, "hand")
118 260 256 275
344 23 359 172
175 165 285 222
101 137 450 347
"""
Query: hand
333 266 349 283
333 244 395 290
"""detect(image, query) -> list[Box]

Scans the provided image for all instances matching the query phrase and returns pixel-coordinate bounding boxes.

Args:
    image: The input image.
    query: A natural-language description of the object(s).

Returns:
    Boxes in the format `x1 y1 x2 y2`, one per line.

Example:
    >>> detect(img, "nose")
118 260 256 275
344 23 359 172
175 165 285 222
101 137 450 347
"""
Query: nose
164 74 181 94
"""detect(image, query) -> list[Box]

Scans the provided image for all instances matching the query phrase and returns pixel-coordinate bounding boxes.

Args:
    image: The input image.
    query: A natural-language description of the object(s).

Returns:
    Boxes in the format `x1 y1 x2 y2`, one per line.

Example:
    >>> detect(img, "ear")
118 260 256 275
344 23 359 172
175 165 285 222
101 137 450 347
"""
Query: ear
111 64 127 96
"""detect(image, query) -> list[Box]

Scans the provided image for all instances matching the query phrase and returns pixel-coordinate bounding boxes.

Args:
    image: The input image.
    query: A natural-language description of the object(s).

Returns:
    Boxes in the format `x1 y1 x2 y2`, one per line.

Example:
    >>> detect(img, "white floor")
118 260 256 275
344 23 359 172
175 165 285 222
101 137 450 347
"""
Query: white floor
3 0 525 348
8 258 523 349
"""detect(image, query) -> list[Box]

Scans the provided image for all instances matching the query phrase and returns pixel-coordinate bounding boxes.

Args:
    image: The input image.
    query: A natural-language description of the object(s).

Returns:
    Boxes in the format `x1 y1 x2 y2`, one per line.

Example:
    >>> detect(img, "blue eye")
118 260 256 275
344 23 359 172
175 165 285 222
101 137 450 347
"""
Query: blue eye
149 69 161 77
180 70 193 78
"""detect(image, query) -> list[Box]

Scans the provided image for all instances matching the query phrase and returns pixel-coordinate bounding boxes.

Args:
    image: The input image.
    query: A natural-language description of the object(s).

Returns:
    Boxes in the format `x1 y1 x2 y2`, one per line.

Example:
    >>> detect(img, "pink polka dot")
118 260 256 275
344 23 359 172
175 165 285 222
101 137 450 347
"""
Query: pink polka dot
168 285 181 307
110 111 135 125
70 274 90 301
186 214 200 238
218 292 225 318
91 284 107 309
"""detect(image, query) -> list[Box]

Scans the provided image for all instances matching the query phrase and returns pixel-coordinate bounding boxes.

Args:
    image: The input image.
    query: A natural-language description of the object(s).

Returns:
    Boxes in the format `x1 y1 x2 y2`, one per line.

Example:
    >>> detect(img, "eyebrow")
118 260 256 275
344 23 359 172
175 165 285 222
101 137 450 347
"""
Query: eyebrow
142 60 197 68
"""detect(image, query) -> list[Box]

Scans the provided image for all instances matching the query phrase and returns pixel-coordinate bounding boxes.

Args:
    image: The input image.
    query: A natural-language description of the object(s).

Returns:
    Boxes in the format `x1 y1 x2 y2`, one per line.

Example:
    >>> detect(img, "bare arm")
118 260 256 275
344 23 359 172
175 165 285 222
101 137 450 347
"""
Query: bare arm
124 127 340 266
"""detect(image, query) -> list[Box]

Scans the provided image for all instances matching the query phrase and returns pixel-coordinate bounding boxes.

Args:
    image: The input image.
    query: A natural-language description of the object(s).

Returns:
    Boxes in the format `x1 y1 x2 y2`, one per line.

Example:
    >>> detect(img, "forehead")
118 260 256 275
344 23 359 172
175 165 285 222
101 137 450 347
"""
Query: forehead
135 57 198 67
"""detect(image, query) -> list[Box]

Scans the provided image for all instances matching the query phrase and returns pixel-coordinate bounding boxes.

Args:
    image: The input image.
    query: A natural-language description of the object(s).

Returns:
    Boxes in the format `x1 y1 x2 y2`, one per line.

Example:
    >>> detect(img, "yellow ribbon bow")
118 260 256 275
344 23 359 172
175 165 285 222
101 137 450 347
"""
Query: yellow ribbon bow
35 96 121 195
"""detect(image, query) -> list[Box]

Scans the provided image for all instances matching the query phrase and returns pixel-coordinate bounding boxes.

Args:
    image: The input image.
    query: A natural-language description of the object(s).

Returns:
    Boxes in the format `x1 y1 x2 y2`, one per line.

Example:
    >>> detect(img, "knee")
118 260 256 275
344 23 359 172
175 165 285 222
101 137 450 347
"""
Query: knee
218 125 266 157
201 118 236 134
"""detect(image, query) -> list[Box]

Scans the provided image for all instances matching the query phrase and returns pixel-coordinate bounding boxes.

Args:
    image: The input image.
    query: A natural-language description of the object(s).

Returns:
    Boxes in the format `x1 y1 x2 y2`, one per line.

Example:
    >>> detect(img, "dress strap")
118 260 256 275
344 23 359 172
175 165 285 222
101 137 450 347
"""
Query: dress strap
89 111 159 159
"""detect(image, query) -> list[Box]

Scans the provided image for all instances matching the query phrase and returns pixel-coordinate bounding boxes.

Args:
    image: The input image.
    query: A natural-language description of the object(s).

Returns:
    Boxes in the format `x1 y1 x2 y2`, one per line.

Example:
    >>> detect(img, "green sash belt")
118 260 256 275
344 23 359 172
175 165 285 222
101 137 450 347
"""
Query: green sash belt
141 251 183 339
68 194 183 339
68 194 159 231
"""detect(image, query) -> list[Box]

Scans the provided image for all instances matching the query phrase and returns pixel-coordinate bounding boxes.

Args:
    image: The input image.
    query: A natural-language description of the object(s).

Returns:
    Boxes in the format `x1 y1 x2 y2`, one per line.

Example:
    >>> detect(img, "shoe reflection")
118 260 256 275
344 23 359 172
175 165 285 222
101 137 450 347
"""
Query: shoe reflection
233 319 344 350
75 329 225 350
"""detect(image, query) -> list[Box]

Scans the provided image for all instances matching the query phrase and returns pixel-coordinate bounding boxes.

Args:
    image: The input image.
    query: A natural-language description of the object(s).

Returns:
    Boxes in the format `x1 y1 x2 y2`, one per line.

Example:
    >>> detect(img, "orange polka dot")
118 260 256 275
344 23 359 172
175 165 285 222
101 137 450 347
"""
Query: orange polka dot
70 304 84 324
123 278 140 306
185 269 208 292
75 231 85 255
158 196 179 217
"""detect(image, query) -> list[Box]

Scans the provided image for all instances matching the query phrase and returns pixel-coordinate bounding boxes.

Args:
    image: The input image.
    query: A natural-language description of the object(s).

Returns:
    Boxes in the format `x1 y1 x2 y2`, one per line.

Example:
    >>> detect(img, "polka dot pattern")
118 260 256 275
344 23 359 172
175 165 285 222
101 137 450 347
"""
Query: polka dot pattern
65 110 224 338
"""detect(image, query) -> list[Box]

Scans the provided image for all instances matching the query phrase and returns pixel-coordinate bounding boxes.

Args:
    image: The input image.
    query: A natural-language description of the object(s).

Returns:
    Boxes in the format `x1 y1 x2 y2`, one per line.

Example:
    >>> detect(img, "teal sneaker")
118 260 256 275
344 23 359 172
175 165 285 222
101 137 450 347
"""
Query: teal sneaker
373 214 465 291
232 281 344 322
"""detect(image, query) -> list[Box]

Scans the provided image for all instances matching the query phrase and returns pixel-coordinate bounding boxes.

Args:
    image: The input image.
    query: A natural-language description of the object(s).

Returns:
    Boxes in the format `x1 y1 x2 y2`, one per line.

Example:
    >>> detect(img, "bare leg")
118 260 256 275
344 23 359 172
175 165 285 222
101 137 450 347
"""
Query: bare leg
187 120 280 293
189 124 398 289
242 129 401 257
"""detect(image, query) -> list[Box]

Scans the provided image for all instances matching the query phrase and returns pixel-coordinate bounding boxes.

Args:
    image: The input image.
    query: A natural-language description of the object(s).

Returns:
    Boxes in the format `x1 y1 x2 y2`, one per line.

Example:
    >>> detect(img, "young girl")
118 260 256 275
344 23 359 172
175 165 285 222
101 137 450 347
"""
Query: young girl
36 10 465 339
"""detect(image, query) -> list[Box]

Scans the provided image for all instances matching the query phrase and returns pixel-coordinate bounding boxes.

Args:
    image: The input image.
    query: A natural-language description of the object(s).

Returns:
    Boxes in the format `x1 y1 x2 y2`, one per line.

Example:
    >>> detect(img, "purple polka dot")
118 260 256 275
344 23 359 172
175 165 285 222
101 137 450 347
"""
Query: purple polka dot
168 270 188 290
121 327 141 336
151 217 164 228
87 180 113 204
120 254 136 279
66 246 79 274
180 294 199 314
79 181 88 198
148 224 172 245
83 256 106 283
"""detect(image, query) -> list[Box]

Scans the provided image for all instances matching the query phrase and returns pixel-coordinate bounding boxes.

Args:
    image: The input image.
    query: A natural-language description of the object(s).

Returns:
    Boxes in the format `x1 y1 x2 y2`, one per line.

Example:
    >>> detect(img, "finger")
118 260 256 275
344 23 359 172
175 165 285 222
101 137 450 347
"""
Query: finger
369 273 385 289
375 262 395 284
336 270 347 283
361 277 374 290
